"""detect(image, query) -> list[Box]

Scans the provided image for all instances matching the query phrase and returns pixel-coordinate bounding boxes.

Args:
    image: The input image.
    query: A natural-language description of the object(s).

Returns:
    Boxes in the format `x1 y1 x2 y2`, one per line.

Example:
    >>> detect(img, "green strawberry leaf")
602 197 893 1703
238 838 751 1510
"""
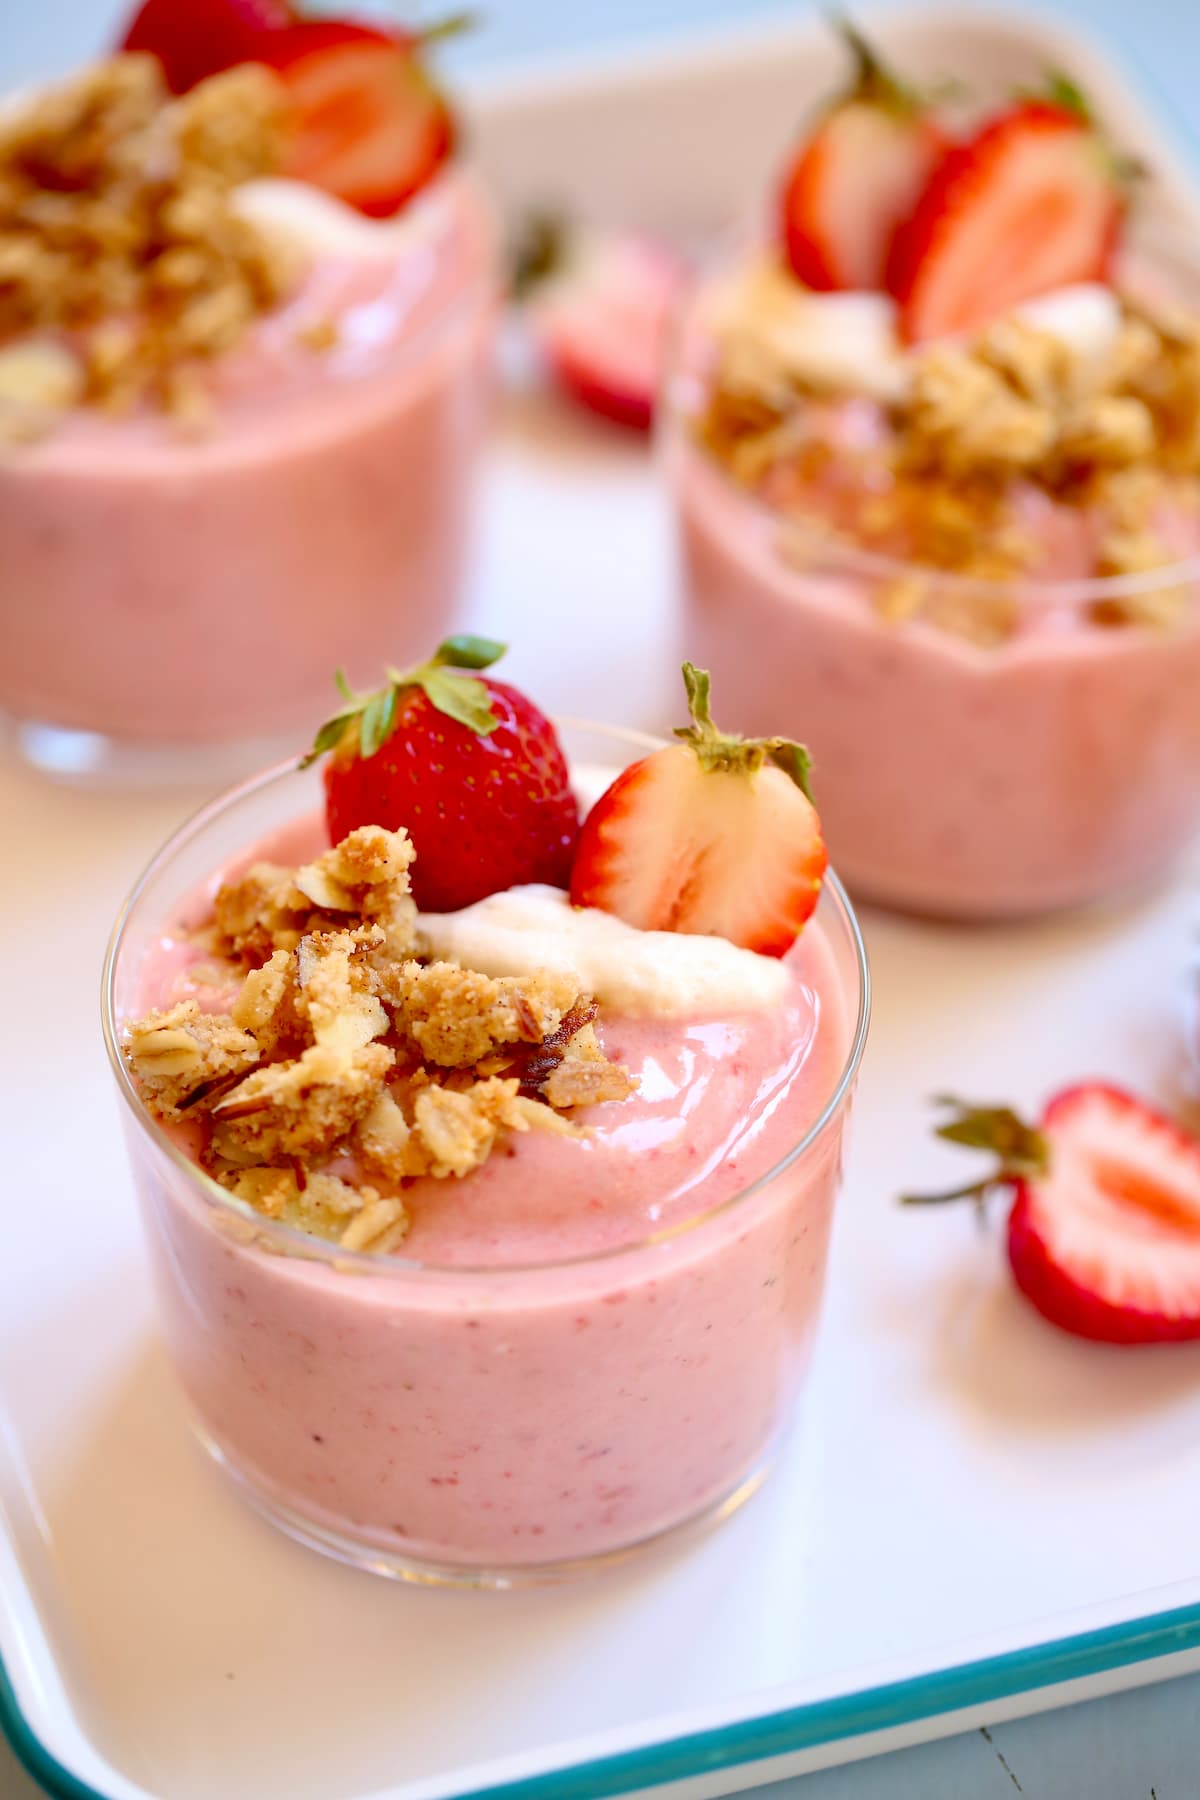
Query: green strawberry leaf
765 739 815 804
419 668 500 735
901 1096 1051 1208
427 634 507 672
1041 68 1092 123
304 640 509 769
359 685 397 760
299 709 359 769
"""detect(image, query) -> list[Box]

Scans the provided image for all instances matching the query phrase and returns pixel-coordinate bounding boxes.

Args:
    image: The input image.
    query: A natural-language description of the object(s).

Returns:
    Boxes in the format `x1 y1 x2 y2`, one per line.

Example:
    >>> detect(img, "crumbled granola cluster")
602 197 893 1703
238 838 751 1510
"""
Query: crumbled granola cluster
123 826 637 1253
697 270 1200 642
0 54 297 440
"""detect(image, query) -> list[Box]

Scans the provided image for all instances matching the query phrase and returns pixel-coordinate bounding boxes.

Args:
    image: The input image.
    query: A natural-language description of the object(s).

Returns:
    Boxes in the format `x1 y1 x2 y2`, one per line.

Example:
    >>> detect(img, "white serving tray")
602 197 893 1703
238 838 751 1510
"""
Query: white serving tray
4 9 1200 1800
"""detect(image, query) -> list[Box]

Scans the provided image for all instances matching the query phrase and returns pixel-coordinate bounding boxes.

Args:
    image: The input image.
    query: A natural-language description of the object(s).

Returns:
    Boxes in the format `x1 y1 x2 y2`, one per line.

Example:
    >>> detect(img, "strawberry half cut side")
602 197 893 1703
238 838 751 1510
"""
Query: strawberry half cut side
904 1087 1200 1344
888 96 1125 343
517 219 687 431
780 17 950 294
569 664 827 956
261 20 455 217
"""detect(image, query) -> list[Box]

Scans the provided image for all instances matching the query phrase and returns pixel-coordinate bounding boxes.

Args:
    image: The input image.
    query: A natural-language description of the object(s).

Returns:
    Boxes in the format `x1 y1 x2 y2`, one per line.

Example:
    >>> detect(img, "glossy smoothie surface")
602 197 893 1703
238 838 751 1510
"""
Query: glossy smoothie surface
675 440 1200 919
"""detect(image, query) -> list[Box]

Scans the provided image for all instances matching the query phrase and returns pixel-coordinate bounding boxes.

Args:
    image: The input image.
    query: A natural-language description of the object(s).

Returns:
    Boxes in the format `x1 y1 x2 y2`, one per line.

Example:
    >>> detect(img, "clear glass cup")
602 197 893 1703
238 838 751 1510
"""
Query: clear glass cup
101 724 870 1587
662 225 1200 922
0 168 497 788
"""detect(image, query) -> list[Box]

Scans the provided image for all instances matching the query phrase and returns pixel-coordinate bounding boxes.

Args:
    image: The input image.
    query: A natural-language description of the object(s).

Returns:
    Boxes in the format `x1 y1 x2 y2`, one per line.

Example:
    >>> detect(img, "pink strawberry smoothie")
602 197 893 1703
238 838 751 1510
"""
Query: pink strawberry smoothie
115 809 861 1574
672 445 1200 919
0 169 495 755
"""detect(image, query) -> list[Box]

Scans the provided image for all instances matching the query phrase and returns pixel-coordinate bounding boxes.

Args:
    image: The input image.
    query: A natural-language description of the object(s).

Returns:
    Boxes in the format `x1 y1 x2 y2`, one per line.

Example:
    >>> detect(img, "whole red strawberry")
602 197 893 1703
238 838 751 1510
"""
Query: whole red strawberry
303 639 579 913
119 0 292 93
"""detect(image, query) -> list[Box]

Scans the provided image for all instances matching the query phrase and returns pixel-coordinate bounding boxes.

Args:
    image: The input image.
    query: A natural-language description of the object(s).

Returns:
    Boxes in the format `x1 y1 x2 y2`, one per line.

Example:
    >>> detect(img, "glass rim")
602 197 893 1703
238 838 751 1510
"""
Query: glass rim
100 727 871 1280
659 209 1200 610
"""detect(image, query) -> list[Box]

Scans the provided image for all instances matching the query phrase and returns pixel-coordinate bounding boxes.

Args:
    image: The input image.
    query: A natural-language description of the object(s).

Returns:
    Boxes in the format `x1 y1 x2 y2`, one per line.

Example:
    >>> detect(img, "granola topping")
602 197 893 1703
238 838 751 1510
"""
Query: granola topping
695 260 1200 640
122 827 637 1251
0 54 297 438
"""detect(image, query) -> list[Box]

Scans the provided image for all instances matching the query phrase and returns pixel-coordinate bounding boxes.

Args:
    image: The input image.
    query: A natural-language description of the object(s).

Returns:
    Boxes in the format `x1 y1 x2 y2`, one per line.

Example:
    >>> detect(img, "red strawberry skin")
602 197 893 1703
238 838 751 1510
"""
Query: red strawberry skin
888 103 1122 343
119 0 291 93
548 342 655 432
1006 1085 1200 1344
325 679 578 913
529 233 684 433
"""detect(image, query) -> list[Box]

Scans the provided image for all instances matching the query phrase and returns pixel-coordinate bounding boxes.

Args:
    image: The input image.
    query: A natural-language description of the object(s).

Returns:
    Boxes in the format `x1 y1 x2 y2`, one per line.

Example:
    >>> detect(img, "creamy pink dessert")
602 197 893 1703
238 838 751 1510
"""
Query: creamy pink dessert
673 437 1200 919
665 37 1200 919
106 687 866 1580
0 56 494 773
669 267 1200 918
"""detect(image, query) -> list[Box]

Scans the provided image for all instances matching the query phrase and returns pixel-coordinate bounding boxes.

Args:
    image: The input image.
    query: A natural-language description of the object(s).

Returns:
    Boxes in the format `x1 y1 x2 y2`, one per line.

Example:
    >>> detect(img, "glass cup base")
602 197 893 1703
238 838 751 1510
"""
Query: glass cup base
194 1424 779 1590
7 714 297 792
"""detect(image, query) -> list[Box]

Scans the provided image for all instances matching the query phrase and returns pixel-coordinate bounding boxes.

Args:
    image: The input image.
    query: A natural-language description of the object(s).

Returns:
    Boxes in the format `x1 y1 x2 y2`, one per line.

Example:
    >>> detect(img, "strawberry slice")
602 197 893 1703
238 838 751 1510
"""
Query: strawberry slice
517 220 686 431
118 0 291 94
888 85 1126 343
260 20 454 217
569 664 827 956
780 19 949 292
904 1087 1200 1343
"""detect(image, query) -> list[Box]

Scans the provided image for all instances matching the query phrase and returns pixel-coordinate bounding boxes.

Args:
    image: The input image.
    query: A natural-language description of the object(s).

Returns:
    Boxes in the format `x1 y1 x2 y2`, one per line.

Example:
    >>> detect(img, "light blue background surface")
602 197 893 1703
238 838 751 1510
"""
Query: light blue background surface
2 1 1200 1795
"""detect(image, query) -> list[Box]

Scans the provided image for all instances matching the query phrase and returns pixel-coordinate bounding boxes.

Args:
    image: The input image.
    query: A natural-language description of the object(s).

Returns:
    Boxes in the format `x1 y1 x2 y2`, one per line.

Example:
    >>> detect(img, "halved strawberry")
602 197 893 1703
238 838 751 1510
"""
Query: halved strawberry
118 0 292 93
888 86 1126 343
259 20 454 217
569 664 827 956
517 220 686 431
904 1087 1200 1343
780 19 949 292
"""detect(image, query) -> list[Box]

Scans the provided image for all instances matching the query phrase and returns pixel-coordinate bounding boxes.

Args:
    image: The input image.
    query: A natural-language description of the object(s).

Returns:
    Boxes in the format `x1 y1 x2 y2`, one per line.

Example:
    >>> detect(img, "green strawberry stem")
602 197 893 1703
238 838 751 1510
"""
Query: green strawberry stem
290 3 478 47
508 210 569 301
1036 68 1094 124
674 661 816 802
300 636 506 768
419 10 479 47
900 1095 1051 1210
826 9 929 117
